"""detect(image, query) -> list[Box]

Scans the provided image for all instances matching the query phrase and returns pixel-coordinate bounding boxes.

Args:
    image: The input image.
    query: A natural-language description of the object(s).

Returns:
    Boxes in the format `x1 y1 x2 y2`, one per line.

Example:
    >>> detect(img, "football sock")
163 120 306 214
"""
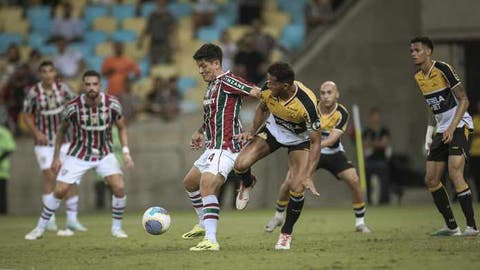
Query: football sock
234 167 254 187
43 194 56 225
429 183 457 229
37 193 61 230
66 195 79 222
275 200 288 219
187 190 204 227
456 185 477 230
353 202 366 226
202 195 219 243
281 191 304 235
112 195 126 229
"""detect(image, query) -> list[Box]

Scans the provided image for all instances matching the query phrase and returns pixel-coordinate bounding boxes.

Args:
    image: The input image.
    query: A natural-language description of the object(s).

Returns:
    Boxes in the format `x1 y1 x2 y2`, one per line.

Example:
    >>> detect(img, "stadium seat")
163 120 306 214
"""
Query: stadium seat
84 31 109 47
0 33 23 54
228 26 250 42
30 18 53 36
197 27 221 43
177 76 198 96
85 55 104 71
4 20 29 38
112 4 136 21
93 17 117 35
95 42 113 57
38 45 58 56
264 11 291 30
125 42 148 60
26 6 52 22
84 5 109 27
279 24 305 51
180 100 201 113
150 64 178 78
167 2 192 19
28 32 47 49
139 58 150 77
213 15 233 31
112 30 137 43
131 77 153 100
122 17 146 33
141 2 156 17
71 43 92 58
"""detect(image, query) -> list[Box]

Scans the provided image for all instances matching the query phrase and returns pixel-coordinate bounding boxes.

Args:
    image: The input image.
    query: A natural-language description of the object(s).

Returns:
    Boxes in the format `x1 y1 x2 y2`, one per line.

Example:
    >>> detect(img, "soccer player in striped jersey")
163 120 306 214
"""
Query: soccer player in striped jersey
233 62 322 250
410 36 477 236
264 81 371 234
182 44 261 251
25 70 134 240
22 60 86 233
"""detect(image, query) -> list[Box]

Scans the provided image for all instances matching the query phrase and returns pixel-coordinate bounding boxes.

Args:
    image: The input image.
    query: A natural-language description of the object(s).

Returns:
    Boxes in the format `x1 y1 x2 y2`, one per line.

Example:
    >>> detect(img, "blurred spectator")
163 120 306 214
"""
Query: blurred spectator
2 64 36 135
363 107 392 205
0 123 16 215
238 0 263 25
102 41 141 97
146 76 181 121
305 0 333 34
53 38 84 79
192 0 217 34
244 19 289 60
218 30 237 72
27 49 42 81
470 101 480 202
233 35 266 84
138 0 177 65
0 44 23 87
50 2 84 43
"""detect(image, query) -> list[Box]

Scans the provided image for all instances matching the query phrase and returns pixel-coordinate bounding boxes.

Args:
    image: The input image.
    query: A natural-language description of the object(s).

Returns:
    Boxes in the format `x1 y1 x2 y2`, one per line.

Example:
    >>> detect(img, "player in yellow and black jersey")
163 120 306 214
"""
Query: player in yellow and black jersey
264 81 371 234
232 62 322 250
410 36 477 236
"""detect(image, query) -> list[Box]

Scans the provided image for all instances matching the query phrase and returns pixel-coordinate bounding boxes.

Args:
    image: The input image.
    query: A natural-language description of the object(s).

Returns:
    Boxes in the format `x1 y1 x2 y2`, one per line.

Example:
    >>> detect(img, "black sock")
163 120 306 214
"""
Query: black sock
281 191 304 235
430 184 457 229
457 187 477 229
234 167 254 187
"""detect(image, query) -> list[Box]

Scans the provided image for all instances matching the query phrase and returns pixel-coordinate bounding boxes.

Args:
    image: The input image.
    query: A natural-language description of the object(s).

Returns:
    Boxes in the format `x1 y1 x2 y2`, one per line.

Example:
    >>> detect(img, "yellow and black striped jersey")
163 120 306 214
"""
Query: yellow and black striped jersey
319 103 349 154
414 61 473 132
260 80 320 145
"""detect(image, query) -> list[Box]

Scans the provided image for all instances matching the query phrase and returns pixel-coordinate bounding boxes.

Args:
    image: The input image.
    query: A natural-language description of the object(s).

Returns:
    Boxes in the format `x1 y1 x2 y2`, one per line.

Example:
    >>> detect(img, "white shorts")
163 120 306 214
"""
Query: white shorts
193 149 238 179
34 143 70 170
57 153 122 184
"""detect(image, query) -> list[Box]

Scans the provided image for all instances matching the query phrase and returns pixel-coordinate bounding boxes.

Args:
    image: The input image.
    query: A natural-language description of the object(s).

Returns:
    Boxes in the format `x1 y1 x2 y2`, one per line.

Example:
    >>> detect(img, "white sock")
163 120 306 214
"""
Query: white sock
38 193 61 230
202 195 219 243
187 190 204 228
355 217 365 227
66 195 79 222
274 211 285 220
112 195 127 230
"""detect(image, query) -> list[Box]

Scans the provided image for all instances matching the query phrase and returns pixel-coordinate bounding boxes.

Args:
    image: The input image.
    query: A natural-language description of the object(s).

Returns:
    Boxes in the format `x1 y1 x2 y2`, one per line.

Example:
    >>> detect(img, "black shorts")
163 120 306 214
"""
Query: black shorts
256 126 310 153
317 151 354 179
427 126 472 162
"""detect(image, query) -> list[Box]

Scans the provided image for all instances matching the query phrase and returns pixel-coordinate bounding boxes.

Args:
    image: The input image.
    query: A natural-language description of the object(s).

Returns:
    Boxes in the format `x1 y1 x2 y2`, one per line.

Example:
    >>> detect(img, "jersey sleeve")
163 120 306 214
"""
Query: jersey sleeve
436 61 461 89
334 105 350 132
61 82 77 102
62 102 77 122
109 96 123 121
221 74 255 96
298 91 321 131
22 87 37 114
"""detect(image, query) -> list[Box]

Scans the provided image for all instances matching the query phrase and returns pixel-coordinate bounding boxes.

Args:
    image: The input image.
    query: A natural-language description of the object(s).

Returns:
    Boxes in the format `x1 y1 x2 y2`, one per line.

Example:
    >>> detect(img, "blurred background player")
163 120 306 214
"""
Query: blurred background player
181 44 260 251
25 70 134 240
22 60 86 232
264 81 371 233
0 122 15 215
410 36 478 236
233 62 322 250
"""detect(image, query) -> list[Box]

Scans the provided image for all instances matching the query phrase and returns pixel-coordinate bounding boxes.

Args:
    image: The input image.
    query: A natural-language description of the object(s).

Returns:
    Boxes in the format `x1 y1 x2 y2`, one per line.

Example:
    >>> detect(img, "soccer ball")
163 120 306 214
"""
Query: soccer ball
142 206 171 235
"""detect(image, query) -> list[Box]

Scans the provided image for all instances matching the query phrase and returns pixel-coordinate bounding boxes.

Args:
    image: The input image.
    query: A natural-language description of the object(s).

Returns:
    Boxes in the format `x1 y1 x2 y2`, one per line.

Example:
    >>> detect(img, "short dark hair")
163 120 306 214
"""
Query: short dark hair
193 43 223 64
82 70 101 81
410 36 434 52
267 62 295 85
38 60 55 71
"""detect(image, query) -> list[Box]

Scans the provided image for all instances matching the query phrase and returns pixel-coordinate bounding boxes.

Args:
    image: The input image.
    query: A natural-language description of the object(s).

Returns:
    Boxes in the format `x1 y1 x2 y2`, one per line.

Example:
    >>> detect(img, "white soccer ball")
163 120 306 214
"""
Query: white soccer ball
142 206 171 235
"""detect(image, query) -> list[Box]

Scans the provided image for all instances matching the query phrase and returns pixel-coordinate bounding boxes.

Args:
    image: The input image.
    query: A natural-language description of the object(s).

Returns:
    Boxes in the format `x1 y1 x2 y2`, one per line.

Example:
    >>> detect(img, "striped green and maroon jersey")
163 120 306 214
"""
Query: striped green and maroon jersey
22 81 76 146
63 93 123 161
202 71 254 153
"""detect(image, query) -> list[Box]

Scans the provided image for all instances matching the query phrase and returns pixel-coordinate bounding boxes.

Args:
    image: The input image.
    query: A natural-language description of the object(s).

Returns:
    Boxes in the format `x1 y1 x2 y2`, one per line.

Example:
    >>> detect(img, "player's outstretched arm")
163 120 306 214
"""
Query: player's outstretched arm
116 117 134 169
51 120 69 175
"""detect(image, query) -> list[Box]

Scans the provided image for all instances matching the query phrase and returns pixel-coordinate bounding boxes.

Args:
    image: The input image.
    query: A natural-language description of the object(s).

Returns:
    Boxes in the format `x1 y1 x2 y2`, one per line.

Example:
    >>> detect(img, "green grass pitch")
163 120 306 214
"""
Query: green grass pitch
1 205 480 270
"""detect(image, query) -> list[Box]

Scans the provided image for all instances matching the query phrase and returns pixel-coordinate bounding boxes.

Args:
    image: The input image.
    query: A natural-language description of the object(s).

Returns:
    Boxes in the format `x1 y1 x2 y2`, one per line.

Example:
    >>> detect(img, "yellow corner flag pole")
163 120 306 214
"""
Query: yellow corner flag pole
352 104 366 192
